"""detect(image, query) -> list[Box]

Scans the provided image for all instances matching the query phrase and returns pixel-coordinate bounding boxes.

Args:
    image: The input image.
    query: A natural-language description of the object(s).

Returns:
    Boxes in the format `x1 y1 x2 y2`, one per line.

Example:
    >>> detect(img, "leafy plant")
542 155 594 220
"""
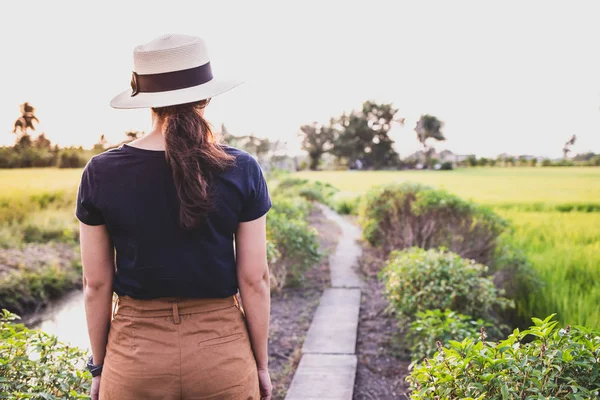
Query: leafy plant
380 248 512 322
360 182 508 264
266 209 321 292
407 314 600 399
270 194 312 221
407 309 496 366
0 309 90 398
272 177 338 207
334 196 361 216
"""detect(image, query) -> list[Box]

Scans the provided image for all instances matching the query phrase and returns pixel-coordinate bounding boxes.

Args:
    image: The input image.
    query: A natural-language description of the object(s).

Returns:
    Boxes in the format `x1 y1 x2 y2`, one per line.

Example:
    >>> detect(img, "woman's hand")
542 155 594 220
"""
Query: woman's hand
91 376 101 400
257 367 272 400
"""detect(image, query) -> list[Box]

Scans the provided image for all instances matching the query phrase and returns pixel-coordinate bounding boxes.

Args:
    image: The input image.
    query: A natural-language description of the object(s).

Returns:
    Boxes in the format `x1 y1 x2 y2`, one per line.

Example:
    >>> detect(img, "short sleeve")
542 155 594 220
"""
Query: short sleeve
239 156 272 222
75 159 105 226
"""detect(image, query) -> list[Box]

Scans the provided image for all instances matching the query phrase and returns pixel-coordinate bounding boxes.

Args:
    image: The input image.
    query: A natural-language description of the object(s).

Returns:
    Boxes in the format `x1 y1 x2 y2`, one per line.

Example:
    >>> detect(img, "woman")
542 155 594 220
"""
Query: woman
76 34 272 399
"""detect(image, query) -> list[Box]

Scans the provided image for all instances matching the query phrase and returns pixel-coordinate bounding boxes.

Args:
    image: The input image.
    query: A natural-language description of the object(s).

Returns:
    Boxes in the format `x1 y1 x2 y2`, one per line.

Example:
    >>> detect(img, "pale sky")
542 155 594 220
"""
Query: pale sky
1 0 599 158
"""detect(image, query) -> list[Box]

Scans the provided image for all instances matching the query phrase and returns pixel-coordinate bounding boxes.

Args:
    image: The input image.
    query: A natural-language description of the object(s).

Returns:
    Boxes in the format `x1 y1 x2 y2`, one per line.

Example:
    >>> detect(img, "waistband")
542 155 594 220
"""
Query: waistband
114 295 238 319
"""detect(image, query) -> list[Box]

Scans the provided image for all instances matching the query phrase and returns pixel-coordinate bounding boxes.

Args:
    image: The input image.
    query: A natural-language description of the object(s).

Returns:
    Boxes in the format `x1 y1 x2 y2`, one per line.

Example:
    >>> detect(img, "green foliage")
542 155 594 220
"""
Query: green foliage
58 150 87 168
0 309 90 398
299 121 336 170
499 210 600 328
407 315 600 399
334 196 361 216
266 209 322 291
361 182 508 264
380 248 512 322
440 161 453 170
407 309 496 365
0 259 81 315
270 194 312 221
20 209 79 243
272 177 338 207
331 101 400 169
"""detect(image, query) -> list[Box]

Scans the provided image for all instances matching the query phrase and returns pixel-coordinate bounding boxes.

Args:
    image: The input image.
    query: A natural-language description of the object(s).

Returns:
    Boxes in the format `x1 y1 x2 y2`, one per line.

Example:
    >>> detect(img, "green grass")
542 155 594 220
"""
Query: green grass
499 211 600 327
297 167 600 209
299 168 600 328
0 168 82 198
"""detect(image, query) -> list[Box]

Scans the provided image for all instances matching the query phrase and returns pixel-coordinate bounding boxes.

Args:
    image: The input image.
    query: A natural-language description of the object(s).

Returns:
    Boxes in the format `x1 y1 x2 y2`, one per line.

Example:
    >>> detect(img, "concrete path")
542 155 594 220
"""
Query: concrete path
285 205 363 400
319 206 363 289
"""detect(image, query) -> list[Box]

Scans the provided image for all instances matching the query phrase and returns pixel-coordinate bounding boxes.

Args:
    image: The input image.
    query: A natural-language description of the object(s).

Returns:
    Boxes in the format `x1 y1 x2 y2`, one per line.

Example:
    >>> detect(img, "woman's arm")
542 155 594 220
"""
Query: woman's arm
235 215 270 370
80 222 114 366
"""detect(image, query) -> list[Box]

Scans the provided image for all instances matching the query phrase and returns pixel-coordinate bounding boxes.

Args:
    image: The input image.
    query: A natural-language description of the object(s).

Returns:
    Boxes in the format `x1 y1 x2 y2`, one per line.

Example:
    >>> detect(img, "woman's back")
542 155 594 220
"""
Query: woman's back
80 34 272 400
77 144 271 299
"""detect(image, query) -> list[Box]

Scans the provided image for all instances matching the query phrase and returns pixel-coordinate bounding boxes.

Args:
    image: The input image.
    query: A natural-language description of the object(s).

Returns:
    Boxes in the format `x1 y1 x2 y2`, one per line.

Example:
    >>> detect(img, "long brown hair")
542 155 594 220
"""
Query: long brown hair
152 100 235 230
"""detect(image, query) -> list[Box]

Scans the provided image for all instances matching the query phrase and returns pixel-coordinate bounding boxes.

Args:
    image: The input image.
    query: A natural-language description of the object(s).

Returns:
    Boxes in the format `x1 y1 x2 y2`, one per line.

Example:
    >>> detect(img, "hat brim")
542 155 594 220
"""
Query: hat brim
110 77 243 109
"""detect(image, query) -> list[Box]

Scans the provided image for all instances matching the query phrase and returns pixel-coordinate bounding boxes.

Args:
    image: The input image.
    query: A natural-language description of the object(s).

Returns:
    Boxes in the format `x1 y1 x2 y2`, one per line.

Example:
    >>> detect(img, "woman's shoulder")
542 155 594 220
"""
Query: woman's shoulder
222 145 261 170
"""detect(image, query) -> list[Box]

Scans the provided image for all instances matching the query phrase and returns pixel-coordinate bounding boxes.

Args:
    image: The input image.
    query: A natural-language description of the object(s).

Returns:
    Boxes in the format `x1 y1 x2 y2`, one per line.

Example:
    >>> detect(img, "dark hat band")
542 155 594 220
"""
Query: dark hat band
130 62 213 97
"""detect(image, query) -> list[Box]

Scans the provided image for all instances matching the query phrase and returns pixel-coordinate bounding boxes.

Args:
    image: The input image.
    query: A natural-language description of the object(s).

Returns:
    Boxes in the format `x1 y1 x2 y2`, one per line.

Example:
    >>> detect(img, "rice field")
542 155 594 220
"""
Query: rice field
1 167 599 327
299 167 600 328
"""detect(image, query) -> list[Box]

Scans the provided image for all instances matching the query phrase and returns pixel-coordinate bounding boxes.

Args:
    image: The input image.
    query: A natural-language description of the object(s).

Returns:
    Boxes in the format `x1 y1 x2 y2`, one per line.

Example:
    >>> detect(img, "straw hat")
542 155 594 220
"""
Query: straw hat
110 34 242 109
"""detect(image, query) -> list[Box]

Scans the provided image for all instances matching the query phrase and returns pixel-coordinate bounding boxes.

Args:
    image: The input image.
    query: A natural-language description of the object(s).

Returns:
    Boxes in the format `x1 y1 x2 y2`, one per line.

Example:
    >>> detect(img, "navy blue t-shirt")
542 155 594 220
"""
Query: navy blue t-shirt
75 144 271 299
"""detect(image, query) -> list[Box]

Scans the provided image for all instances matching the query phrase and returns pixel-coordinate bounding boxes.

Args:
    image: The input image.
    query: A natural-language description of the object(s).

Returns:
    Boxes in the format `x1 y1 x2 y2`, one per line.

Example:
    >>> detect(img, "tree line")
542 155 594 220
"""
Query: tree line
3 101 597 170
298 101 445 170
298 101 598 170
1 103 145 168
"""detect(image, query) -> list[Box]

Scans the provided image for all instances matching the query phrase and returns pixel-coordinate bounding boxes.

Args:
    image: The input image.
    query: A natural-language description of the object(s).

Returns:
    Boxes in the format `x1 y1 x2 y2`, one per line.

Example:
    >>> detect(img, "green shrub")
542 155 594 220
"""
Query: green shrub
361 182 507 264
0 309 90 397
440 161 453 170
407 314 600 399
267 209 321 292
272 177 338 206
407 309 496 366
334 196 361 216
270 194 312 220
380 248 512 322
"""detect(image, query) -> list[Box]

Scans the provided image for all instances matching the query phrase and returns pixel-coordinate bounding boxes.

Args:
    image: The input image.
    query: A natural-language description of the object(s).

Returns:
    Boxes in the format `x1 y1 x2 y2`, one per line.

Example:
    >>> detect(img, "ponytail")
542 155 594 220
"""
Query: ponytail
152 101 235 230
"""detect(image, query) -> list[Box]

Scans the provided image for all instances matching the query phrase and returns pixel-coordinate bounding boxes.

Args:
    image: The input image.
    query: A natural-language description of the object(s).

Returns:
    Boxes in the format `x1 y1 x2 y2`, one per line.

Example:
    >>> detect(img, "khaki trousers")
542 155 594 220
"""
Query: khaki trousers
99 295 260 400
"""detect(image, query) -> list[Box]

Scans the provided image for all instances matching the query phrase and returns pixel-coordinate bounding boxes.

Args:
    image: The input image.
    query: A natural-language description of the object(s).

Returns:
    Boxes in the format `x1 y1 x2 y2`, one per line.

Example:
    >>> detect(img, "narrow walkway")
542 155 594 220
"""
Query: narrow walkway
285 205 362 400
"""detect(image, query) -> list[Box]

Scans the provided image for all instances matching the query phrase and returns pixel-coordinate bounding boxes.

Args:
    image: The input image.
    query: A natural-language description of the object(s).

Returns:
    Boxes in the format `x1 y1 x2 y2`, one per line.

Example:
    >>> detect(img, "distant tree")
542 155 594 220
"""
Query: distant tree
33 133 52 150
332 101 400 169
573 152 596 162
518 156 530 167
219 123 234 145
125 130 144 141
478 157 489 167
12 102 39 149
93 134 108 153
414 114 445 168
562 135 576 159
13 102 39 136
467 155 478 167
15 134 32 150
298 120 335 170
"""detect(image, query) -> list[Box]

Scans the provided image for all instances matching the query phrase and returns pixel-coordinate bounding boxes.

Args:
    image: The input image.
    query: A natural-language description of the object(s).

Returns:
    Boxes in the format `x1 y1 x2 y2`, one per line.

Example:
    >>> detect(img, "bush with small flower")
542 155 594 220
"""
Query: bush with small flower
407 314 600 399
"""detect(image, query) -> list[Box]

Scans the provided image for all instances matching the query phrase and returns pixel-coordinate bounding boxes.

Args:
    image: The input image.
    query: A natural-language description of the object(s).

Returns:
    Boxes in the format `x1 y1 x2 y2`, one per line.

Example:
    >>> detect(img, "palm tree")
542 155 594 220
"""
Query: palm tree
414 114 445 167
13 102 39 136
562 135 576 159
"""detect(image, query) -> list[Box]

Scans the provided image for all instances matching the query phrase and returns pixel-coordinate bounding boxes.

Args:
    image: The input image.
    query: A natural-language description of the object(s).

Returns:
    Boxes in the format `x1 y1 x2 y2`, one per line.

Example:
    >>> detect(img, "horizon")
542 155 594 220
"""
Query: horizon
1 1 599 159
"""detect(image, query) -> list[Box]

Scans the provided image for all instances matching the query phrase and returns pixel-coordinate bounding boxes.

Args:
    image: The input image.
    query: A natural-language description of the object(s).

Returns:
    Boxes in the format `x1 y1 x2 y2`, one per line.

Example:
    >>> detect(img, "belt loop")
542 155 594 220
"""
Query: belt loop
172 301 181 325
112 296 119 320
233 295 246 317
